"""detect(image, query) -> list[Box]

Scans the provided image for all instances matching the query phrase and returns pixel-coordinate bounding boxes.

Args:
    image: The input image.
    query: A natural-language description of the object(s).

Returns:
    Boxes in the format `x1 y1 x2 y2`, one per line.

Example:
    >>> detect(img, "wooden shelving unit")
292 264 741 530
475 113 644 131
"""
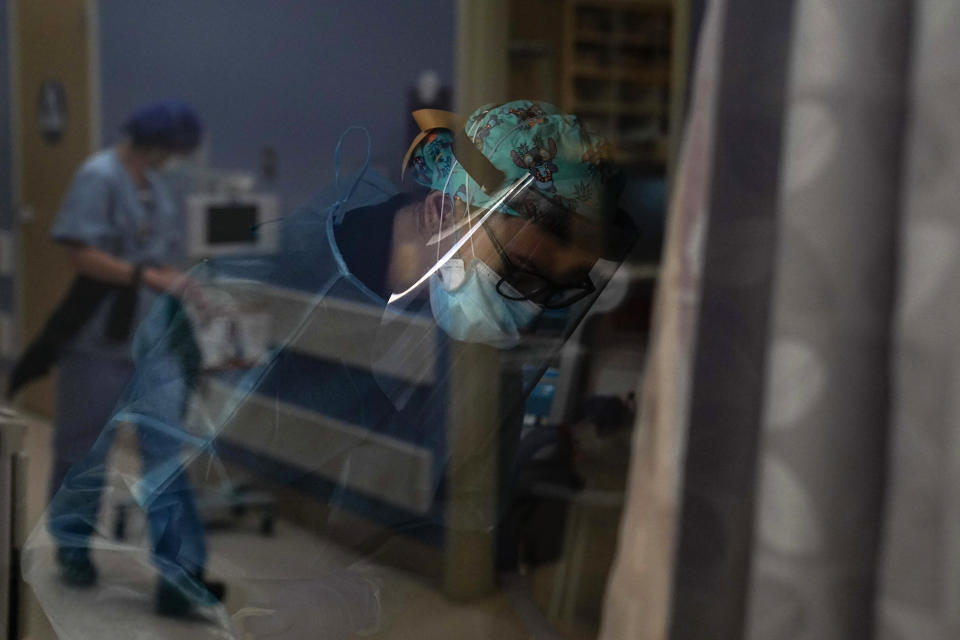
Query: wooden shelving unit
561 0 677 170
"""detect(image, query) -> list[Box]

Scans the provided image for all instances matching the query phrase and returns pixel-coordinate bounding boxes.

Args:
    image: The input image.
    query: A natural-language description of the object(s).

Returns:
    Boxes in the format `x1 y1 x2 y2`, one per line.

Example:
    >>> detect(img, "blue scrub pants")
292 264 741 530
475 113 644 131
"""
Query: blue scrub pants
48 350 207 581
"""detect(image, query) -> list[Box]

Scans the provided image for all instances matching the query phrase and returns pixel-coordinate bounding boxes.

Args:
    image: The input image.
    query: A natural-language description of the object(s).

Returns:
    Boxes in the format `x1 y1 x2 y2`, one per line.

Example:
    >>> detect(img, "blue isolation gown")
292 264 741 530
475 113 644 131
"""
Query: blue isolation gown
28 168 518 638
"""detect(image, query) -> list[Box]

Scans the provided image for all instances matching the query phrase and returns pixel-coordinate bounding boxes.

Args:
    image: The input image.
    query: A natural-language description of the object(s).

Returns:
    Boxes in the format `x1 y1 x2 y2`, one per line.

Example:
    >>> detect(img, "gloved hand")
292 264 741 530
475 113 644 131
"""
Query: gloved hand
236 570 382 640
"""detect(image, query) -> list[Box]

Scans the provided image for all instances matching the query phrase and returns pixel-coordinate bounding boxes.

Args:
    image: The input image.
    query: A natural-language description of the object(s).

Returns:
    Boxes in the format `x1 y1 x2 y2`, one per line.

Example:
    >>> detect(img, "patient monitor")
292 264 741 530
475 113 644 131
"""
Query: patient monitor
186 192 280 259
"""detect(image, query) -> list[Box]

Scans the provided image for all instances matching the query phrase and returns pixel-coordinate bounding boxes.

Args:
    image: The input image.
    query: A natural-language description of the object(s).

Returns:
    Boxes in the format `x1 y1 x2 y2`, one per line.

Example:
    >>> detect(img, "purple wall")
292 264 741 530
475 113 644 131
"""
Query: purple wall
1 0 14 322
97 0 455 210
1 0 12 232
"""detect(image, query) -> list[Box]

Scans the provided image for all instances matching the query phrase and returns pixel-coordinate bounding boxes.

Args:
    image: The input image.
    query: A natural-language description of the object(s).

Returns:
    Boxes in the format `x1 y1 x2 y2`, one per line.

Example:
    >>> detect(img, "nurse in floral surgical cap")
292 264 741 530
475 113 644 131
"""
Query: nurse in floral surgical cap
390 99 630 347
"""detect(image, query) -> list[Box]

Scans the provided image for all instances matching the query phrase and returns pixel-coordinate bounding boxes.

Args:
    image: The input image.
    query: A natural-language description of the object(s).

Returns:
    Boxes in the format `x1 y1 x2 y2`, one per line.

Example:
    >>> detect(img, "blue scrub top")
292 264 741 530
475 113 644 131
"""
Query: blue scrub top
51 148 183 360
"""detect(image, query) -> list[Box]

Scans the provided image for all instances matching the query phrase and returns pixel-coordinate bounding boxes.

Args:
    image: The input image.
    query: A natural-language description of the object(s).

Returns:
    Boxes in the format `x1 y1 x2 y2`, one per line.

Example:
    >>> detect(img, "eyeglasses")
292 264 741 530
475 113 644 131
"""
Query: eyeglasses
481 223 595 309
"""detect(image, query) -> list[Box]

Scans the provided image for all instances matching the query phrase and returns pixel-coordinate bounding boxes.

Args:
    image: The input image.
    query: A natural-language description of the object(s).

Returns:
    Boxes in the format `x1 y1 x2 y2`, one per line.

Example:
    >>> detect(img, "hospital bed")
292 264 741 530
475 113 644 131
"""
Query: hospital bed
161 274 514 598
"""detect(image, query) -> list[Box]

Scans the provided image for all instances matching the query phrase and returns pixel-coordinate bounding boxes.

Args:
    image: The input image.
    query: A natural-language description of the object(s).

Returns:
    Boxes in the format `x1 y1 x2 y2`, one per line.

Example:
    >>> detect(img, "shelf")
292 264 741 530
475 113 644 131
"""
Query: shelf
572 65 615 79
574 31 671 48
621 66 670 83
573 101 663 116
560 0 677 173
509 39 554 57
620 34 672 48
573 65 670 84
574 31 618 45
574 0 671 12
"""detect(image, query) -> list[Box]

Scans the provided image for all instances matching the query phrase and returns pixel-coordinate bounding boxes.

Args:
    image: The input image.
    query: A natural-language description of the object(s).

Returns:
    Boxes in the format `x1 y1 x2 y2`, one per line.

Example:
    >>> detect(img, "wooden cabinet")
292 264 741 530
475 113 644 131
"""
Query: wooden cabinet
507 0 688 174
562 0 677 169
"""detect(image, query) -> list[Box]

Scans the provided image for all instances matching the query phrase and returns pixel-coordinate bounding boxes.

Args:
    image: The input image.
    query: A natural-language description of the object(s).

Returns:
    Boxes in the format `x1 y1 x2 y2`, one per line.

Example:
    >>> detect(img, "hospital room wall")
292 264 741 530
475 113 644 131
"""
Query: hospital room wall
0 0 15 364
0 0 11 233
95 0 456 212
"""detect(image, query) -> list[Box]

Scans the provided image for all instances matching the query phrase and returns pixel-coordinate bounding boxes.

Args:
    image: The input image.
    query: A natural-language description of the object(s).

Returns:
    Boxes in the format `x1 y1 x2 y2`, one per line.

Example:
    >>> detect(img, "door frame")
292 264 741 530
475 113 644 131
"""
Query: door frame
454 0 509 114
9 0 102 415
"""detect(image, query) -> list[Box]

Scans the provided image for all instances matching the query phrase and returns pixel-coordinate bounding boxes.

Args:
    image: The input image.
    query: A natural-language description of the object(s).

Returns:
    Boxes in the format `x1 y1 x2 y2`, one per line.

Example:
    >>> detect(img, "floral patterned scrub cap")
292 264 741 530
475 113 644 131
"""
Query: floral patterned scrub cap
402 100 622 228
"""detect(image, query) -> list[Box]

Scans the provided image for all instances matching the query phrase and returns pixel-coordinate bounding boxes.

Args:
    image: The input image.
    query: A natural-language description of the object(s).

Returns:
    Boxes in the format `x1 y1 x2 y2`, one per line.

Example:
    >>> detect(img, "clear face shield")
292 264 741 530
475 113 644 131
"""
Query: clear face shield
372 110 638 426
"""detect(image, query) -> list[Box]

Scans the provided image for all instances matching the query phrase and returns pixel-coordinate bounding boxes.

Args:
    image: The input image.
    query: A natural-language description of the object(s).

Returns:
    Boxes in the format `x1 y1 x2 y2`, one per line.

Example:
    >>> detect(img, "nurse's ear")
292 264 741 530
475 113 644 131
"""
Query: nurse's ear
423 189 446 225
421 190 459 241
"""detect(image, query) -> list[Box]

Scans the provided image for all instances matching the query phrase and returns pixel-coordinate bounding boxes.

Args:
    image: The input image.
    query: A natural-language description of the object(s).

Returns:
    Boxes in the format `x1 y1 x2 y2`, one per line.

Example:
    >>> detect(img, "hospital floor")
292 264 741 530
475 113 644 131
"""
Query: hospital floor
15 416 597 640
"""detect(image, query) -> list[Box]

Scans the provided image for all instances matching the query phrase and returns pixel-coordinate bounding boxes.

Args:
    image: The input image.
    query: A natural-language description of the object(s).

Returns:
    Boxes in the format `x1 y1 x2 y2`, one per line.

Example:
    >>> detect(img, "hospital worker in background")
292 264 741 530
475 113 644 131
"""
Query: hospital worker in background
43 100 212 600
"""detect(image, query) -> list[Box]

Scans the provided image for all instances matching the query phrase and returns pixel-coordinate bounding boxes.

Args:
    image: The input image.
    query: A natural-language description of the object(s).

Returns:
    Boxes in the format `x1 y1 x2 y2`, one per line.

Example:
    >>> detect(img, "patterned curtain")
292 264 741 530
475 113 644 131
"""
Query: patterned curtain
602 1 960 639
599 0 725 637
745 1 912 638
876 2 960 638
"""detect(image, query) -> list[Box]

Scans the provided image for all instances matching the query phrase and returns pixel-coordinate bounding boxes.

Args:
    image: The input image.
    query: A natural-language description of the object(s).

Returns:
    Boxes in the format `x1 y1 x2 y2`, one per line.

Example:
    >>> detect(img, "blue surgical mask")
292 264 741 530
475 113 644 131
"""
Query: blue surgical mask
429 258 543 349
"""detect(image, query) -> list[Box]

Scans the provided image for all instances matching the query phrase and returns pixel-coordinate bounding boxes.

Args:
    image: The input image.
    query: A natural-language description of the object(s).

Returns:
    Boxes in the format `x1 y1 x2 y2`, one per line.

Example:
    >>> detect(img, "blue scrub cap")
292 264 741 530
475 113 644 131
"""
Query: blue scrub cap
122 100 203 152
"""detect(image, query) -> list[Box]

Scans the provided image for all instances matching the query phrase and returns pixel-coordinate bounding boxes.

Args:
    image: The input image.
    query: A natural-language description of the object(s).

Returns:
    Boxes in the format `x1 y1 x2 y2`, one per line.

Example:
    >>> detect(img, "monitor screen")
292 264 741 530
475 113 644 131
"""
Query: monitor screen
206 204 258 244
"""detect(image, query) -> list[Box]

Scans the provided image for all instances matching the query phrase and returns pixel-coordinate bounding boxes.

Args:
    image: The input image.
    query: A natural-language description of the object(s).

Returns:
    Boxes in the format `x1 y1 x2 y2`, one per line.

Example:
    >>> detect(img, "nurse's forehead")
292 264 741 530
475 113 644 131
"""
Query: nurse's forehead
482 214 532 247
486 211 539 233
487 213 566 251
489 211 604 270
